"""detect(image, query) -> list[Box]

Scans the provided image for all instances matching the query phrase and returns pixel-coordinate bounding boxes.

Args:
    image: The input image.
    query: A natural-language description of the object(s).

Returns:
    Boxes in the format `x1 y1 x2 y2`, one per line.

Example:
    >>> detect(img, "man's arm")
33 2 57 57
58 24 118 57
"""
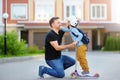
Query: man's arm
50 41 77 51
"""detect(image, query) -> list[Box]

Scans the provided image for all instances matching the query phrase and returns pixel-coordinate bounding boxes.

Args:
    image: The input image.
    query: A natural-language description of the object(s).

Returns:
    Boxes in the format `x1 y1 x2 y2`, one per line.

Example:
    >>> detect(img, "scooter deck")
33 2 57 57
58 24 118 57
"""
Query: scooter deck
71 70 99 79
77 75 99 79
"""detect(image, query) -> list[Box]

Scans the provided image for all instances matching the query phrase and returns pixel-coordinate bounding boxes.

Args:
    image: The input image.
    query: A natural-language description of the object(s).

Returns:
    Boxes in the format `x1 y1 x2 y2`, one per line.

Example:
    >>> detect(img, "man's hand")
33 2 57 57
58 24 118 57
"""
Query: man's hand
50 41 77 51
69 41 77 49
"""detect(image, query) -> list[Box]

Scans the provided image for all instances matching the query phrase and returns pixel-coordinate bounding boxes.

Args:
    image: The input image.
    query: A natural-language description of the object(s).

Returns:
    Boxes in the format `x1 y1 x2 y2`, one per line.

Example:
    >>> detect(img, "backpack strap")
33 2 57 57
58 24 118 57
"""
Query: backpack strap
71 31 78 37
71 27 83 38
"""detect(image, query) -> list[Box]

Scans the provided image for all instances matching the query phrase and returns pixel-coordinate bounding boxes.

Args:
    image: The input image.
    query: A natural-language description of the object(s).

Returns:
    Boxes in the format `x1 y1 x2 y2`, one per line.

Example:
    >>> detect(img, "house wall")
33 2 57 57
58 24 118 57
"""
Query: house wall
3 0 28 24
2 0 116 51
89 0 111 21
0 0 3 33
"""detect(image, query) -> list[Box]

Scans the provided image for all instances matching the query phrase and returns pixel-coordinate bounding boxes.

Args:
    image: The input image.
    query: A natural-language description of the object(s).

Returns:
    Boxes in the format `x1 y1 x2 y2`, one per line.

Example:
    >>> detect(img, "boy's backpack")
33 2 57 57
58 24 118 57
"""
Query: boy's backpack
71 28 89 45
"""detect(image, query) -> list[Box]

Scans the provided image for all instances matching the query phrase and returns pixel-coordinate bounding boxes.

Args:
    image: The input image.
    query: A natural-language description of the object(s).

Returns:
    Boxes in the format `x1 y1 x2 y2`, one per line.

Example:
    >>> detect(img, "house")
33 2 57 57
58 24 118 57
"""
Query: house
0 0 3 34
1 0 120 51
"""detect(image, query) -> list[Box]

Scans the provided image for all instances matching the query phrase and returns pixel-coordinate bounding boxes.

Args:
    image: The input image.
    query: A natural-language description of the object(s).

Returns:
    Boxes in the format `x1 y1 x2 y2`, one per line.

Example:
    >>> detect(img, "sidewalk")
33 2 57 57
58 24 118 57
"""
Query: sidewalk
0 55 43 64
0 51 119 64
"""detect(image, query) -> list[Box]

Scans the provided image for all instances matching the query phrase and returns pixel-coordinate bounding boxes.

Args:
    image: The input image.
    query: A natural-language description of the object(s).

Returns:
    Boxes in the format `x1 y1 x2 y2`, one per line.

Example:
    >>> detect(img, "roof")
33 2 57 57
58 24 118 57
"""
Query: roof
16 21 120 29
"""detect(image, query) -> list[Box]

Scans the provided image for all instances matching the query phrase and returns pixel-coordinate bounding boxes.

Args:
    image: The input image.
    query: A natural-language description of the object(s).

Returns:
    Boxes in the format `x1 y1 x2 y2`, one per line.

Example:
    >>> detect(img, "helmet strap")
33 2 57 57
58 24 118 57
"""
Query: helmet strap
67 26 70 29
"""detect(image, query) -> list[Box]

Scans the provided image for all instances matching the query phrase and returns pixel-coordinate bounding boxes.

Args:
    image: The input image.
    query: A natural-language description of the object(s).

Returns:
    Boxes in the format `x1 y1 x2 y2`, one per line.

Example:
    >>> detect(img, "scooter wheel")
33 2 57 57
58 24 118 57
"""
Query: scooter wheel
70 73 77 79
94 73 99 77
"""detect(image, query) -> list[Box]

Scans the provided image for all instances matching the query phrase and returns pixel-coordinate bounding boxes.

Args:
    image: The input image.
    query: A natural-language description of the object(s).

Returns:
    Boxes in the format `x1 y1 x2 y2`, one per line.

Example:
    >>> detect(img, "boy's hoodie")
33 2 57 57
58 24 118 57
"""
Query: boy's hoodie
61 27 83 47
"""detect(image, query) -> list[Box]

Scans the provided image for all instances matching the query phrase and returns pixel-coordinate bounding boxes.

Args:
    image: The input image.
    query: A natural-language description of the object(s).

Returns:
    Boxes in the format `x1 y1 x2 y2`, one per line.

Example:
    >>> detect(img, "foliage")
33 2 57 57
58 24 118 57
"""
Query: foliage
27 45 45 54
104 35 120 51
0 31 44 57
0 31 27 56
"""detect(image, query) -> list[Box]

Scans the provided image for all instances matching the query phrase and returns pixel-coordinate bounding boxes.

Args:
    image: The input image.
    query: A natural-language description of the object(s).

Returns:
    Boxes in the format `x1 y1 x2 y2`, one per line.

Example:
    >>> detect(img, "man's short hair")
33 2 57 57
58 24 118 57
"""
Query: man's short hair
49 17 60 27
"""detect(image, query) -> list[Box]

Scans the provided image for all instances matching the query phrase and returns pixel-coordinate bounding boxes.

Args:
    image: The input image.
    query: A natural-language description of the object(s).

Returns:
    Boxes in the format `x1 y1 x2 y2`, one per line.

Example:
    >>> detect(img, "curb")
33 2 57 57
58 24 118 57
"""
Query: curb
0 55 44 64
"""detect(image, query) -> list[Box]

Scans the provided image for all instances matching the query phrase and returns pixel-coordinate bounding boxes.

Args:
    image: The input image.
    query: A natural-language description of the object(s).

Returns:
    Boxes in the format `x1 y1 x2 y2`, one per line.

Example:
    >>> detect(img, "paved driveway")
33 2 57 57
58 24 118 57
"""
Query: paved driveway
0 51 120 80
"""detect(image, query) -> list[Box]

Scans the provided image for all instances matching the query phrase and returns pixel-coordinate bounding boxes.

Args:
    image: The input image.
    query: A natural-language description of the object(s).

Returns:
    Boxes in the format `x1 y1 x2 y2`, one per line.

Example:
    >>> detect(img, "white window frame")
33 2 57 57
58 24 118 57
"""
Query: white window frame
11 3 28 20
91 4 107 20
64 0 83 21
65 5 76 17
35 0 55 21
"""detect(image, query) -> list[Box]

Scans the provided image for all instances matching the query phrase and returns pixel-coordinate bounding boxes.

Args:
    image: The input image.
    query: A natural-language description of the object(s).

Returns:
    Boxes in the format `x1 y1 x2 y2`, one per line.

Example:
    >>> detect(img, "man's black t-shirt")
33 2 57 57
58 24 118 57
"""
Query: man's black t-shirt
45 30 65 60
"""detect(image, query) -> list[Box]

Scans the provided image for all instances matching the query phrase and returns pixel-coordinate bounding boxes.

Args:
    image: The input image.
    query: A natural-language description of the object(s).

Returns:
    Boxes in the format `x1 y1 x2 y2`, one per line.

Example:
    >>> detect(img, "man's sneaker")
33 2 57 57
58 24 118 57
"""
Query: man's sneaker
39 66 45 78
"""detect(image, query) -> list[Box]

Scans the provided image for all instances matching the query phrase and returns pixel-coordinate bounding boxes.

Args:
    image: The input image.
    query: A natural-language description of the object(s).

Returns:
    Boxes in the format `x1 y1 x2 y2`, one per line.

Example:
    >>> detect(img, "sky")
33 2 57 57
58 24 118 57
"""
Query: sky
111 0 120 23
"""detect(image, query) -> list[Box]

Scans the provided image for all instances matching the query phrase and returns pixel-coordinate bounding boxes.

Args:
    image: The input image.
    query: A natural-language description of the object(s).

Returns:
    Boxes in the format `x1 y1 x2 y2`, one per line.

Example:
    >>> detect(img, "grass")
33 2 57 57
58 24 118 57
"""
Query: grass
0 52 44 59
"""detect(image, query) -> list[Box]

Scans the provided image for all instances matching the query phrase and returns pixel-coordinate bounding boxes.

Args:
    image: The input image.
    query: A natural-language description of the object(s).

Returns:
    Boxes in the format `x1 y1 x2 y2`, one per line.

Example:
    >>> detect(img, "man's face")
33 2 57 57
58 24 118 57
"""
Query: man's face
52 19 62 30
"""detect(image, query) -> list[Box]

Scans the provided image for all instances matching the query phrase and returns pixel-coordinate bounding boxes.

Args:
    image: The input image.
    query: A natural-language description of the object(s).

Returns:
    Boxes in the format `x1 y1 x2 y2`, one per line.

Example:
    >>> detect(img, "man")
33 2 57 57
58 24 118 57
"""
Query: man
39 17 77 78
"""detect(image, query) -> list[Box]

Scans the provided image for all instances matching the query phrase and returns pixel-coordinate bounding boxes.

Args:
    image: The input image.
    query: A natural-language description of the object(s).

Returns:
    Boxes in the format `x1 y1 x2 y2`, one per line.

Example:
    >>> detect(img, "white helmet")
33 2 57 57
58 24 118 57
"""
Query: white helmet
66 16 79 27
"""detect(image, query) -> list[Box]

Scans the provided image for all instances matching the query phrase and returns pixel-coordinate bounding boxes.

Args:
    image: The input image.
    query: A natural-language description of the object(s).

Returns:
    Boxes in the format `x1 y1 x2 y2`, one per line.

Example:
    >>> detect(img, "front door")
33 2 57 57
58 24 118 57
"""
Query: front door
92 29 97 50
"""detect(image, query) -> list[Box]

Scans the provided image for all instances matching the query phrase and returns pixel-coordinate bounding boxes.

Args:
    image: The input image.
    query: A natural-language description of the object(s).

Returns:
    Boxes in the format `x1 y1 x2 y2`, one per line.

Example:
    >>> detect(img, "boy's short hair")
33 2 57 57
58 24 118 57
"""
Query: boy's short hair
49 17 60 27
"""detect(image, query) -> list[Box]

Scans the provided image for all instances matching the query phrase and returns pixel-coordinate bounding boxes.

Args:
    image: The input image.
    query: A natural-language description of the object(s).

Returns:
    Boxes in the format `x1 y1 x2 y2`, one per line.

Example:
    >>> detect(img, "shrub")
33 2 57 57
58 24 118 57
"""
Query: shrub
0 31 45 57
0 31 27 56
104 35 120 51
27 45 45 54
0 34 4 55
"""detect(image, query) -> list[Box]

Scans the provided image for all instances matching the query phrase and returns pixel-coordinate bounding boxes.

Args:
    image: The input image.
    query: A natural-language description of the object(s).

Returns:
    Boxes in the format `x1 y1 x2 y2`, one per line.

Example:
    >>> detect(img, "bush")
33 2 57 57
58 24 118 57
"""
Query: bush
104 35 120 51
0 31 45 57
27 45 45 54
0 34 4 55
0 31 27 56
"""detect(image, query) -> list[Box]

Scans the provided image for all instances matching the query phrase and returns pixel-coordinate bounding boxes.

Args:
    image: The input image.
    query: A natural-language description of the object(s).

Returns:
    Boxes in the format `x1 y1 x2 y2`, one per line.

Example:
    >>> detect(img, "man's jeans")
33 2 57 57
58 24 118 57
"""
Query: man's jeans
43 55 75 78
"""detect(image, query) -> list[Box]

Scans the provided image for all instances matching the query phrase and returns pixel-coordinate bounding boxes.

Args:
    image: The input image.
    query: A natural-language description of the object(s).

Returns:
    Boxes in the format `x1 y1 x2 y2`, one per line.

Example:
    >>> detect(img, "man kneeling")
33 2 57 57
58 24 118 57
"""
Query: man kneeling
39 17 77 78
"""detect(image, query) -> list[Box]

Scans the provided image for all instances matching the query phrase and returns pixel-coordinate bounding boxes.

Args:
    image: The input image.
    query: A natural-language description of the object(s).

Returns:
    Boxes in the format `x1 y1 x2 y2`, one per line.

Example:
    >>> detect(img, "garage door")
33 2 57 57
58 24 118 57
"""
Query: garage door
64 35 74 51
34 32 46 49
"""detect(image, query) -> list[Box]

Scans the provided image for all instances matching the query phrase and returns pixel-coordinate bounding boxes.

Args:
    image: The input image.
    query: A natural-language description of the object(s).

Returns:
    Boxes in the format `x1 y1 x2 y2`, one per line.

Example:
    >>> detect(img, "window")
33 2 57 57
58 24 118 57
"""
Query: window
72 5 76 16
64 0 83 20
91 4 107 20
35 0 55 21
66 6 70 17
11 4 28 20
65 5 76 17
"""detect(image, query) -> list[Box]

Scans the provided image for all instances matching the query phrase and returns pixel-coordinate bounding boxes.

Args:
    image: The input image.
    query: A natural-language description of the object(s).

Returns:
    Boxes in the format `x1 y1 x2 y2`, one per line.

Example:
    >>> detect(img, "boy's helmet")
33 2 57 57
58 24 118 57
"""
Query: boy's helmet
66 16 79 27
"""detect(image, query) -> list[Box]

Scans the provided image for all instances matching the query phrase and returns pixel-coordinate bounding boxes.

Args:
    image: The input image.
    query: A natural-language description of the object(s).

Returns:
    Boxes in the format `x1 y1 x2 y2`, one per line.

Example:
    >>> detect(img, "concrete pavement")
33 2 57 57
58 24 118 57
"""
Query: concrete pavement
0 51 120 80
0 55 43 64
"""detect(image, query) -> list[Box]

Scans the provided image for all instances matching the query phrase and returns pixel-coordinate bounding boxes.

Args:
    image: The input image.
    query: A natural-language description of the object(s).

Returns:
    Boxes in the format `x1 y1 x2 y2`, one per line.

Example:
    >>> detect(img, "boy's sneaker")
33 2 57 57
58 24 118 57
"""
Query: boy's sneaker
39 66 45 78
81 71 89 75
71 70 82 78
81 71 91 77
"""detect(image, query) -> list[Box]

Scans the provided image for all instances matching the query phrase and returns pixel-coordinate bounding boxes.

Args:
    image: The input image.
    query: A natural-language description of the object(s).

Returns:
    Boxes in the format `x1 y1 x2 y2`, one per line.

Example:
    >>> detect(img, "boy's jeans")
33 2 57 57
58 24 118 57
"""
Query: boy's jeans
43 55 75 78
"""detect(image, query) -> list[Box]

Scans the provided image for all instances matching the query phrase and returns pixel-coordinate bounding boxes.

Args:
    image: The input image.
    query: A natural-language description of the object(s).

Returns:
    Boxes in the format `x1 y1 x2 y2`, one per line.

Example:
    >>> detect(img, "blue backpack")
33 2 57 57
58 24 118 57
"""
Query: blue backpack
71 28 89 45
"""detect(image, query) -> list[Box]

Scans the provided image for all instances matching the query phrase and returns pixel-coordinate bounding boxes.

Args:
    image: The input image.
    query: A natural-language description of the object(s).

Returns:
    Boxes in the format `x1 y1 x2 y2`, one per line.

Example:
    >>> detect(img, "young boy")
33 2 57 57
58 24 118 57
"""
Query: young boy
61 16 90 76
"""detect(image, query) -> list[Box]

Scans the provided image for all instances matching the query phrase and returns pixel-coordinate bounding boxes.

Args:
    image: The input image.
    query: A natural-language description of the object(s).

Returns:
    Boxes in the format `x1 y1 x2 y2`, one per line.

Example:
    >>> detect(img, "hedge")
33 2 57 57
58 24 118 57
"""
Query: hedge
0 31 27 56
104 35 120 51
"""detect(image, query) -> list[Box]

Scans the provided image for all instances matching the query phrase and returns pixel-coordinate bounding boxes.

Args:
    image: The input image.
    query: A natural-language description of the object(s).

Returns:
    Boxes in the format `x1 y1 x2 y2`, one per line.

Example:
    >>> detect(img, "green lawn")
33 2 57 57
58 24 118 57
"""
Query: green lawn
0 53 44 59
